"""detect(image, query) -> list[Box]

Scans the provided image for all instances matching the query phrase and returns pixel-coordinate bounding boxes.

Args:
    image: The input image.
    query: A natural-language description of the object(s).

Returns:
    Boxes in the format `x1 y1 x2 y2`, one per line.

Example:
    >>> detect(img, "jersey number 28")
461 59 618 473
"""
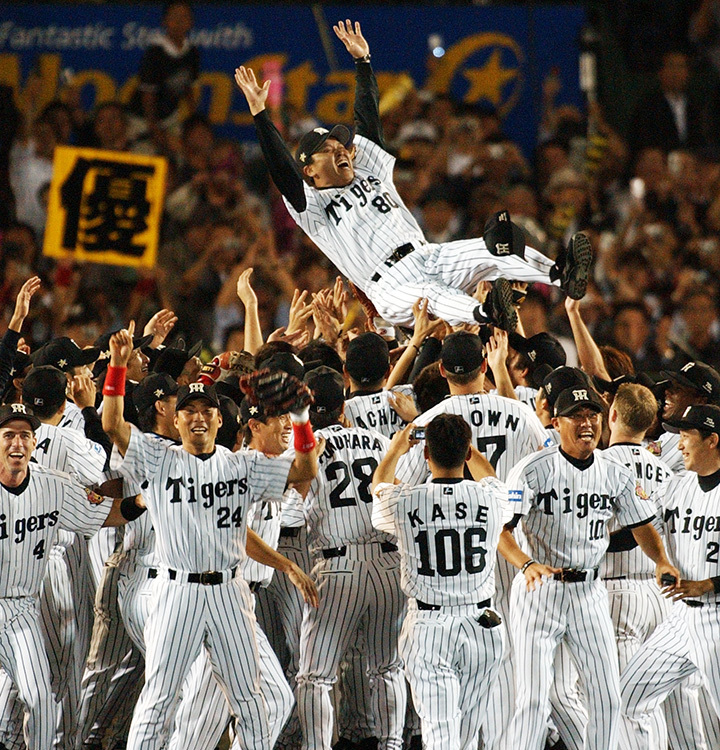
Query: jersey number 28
325 458 378 508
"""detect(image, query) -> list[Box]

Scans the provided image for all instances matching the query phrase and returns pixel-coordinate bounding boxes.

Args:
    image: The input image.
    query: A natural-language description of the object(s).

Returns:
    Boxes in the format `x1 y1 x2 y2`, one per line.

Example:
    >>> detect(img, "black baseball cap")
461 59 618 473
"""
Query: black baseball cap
663 404 720 436
22 366 66 412
441 332 485 376
152 340 203 380
32 337 100 372
483 210 526 260
132 373 178 414
593 372 657 396
553 387 605 418
508 331 566 370
261 352 305 381
541 367 594 408
0 403 41 431
659 362 720 404
345 333 389 385
305 366 345 414
216 395 241 449
175 383 220 411
295 125 354 166
239 396 270 424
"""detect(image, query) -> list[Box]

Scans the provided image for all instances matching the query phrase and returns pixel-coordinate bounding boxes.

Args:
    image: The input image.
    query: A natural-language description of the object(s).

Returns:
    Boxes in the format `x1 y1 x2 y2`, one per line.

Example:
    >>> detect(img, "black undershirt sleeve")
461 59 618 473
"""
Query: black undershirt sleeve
607 526 638 552
0 329 21 397
253 110 307 212
353 61 385 148
409 338 442 382
81 407 112 470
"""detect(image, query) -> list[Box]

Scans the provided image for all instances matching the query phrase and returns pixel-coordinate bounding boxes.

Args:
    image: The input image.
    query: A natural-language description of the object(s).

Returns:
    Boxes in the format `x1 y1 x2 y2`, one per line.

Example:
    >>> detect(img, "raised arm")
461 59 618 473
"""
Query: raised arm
234 66 307 212
334 19 385 148
565 297 610 381
101 324 135 456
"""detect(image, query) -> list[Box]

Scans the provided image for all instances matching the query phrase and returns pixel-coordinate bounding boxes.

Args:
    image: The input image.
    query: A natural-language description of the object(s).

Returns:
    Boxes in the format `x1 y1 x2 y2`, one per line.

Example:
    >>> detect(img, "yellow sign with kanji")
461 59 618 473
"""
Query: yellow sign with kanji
44 146 166 268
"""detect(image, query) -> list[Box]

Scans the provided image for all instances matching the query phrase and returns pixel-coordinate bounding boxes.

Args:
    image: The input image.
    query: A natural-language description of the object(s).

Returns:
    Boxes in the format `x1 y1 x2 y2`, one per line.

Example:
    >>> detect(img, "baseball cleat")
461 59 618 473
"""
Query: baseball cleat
561 232 593 300
485 278 518 332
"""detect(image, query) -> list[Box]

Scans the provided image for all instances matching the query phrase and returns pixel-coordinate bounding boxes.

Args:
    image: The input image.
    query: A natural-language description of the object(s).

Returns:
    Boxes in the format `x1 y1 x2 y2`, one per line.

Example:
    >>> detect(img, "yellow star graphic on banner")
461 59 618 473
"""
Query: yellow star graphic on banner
463 49 518 106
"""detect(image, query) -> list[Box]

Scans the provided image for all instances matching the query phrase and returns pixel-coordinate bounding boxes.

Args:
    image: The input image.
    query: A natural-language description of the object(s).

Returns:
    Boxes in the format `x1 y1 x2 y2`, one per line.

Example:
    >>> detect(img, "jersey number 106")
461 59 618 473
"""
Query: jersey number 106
414 527 487 577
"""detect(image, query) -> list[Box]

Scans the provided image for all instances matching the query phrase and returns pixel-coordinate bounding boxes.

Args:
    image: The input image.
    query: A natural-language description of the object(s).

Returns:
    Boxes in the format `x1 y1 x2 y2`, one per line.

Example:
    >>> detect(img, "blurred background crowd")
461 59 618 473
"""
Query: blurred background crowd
2 0 720 378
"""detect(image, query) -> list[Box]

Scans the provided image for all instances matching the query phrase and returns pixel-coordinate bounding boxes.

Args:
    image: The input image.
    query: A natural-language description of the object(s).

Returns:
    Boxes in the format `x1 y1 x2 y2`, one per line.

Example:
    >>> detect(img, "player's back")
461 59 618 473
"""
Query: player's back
306 423 393 552
601 443 672 579
396 393 547 484
380 477 511 607
33 422 106 486
344 389 407 438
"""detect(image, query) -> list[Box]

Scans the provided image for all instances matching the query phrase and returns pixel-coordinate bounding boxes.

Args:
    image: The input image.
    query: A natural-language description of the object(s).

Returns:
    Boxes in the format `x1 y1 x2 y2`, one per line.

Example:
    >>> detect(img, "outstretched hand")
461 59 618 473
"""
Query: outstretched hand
234 66 270 116
109 321 135 368
333 19 370 59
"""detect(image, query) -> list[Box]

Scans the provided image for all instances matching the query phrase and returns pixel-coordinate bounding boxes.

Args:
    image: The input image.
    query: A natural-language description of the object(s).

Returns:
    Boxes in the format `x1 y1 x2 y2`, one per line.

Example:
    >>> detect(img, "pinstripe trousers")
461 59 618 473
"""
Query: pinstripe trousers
509 575 621 750
401 603 504 750
296 551 406 750
621 602 720 750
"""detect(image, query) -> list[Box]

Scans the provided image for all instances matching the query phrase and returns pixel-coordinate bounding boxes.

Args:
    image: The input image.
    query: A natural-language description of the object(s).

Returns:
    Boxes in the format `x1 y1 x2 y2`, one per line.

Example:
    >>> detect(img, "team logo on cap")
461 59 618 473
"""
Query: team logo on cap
545 382 553 394
154 389 165 398
188 383 205 393
572 389 588 401
704 381 713 394
705 416 716 428
249 406 259 415
98 350 111 360
681 363 695 372
10 404 27 414
494 243 510 255
57 359 67 368
34 398 44 406
527 349 537 362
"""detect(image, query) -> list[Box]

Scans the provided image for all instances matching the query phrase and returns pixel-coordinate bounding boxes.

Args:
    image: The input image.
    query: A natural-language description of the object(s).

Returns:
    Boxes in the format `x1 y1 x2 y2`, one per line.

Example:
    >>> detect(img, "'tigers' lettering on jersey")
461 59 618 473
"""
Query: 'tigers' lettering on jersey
664 506 720 540
536 487 616 518
0 510 60 543
165 475 248 506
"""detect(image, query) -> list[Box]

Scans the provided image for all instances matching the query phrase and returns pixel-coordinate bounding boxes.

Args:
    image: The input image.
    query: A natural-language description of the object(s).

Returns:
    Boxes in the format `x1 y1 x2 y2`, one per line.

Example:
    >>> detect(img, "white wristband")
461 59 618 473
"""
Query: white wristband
290 406 310 425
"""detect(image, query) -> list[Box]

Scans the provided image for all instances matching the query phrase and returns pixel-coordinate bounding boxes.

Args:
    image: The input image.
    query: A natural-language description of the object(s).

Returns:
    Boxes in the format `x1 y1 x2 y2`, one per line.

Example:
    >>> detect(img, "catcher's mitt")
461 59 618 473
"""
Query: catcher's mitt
239 368 313 417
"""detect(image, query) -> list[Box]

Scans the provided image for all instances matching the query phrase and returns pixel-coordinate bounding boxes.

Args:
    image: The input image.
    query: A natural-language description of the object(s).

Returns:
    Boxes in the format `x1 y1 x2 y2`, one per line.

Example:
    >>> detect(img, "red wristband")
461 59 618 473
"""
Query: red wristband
103 366 127 397
293 420 316 453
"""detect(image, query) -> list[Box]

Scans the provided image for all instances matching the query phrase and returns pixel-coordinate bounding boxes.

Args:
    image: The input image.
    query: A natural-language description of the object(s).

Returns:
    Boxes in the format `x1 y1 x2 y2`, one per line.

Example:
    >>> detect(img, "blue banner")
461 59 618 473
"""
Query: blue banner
0 4 585 156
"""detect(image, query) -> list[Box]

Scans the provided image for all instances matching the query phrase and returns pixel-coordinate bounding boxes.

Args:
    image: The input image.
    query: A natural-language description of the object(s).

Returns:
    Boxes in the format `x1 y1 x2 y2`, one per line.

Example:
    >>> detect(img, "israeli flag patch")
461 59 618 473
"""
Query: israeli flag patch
509 489 523 504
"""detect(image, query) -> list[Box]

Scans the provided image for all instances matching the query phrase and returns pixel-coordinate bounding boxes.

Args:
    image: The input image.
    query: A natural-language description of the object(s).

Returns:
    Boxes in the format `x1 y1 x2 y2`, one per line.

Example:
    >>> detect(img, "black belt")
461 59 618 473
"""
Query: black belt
371 243 415 282
684 600 720 609
148 567 237 586
322 541 398 559
279 528 300 538
417 597 491 611
553 568 598 583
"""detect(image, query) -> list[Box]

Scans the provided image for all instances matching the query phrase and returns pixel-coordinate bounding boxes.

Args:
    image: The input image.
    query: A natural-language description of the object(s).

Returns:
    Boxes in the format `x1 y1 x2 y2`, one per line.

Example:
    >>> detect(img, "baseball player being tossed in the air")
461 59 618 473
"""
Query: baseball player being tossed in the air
499 386 679 750
234 20 592 330
372 414 512 750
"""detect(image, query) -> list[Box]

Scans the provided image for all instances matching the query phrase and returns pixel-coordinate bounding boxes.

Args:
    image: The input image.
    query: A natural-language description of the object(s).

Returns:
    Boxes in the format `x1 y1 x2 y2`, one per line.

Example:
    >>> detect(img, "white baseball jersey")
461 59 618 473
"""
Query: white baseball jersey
372 476 512 606
119 425 293 571
302 424 393 553
396 393 548 485
241 487 303 587
601 443 672 579
506 446 658 570
33 422 106 487
660 471 720 603
0 465 109 597
488 385 539 410
344 389 408 438
285 134 426 289
58 400 86 432
647 432 684 473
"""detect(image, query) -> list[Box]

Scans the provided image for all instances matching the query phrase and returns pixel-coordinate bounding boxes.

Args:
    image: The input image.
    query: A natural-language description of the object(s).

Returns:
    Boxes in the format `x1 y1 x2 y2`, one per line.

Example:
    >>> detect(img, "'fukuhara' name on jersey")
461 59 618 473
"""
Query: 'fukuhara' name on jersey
507 446 658 570
396 393 547 485
601 443 671 580
372 477 512 606
302 424 393 553
660 471 720 603
119 425 293 572
284 135 425 289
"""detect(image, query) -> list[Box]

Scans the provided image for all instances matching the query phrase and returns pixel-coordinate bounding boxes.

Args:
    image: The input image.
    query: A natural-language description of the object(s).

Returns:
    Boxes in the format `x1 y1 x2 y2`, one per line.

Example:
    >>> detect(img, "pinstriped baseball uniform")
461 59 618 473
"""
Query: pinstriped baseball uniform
0 422 107 750
601 443 707 750
372 475 511 749
488 385 539 410
166 479 303 750
344 389 408 438
621 469 720 749
119 426 293 750
295 423 406 750
506 445 658 750
0 463 112 750
284 136 556 327
651 431 685 473
396 392 546 750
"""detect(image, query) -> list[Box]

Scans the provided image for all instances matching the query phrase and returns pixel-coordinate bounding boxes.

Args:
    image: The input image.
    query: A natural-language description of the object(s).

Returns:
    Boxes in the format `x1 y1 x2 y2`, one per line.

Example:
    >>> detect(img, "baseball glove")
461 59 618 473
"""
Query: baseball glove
239 368 313 417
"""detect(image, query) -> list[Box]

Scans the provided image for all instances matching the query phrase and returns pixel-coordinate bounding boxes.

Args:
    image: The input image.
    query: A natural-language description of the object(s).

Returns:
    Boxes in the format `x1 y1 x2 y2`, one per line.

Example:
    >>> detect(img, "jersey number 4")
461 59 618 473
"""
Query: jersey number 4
414 527 487 577
325 458 378 508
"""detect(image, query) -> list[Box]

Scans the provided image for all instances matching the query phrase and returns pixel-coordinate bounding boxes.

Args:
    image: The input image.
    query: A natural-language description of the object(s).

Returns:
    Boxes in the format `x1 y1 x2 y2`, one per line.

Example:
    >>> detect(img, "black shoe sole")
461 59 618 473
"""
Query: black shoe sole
488 278 518 332
563 232 592 300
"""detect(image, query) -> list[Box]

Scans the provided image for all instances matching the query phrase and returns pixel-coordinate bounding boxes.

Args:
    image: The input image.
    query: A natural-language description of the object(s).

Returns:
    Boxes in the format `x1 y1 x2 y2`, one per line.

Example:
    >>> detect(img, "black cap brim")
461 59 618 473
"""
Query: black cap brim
0 412 41 431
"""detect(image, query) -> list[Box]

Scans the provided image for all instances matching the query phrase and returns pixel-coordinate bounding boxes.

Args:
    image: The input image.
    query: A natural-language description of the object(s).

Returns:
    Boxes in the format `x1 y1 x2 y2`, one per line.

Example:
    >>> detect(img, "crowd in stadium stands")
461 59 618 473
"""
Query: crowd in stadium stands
1 0 720 377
